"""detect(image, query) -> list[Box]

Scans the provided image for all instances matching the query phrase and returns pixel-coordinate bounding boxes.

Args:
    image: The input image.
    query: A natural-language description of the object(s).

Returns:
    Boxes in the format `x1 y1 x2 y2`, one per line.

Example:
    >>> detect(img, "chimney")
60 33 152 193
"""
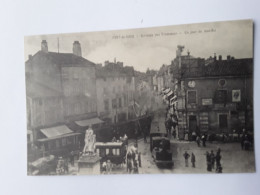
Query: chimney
218 55 222 61
227 55 231 60
73 41 82 57
28 55 33 60
41 40 48 52
214 53 216 61
176 45 184 68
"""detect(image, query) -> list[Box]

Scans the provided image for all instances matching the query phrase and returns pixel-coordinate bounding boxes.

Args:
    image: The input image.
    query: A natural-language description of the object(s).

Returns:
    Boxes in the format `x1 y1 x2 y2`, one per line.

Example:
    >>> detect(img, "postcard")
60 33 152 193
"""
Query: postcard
25 19 254 175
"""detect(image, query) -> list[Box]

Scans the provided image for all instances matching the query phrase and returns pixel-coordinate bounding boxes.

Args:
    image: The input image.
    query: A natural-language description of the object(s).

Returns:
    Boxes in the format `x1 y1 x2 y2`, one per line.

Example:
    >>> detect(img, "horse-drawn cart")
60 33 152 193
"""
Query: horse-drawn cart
95 141 127 166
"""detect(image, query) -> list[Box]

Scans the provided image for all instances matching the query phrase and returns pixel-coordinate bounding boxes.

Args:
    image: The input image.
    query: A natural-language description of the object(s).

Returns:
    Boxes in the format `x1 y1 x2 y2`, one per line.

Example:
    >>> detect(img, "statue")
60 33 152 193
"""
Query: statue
83 125 96 155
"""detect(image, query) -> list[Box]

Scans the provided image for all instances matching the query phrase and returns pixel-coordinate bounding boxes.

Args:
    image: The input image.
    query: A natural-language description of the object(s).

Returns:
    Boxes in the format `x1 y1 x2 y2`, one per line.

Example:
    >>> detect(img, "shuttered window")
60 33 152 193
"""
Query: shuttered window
187 91 196 104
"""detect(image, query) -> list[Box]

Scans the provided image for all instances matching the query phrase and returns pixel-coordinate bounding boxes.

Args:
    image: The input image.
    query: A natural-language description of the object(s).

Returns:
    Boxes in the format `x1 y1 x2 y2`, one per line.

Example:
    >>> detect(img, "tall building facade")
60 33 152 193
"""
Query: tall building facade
171 46 253 139
95 61 136 124
26 40 97 155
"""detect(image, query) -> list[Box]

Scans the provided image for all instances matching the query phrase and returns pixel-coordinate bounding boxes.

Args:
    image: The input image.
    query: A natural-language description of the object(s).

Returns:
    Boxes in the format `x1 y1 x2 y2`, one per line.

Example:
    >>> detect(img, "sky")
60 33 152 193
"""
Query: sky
24 19 253 72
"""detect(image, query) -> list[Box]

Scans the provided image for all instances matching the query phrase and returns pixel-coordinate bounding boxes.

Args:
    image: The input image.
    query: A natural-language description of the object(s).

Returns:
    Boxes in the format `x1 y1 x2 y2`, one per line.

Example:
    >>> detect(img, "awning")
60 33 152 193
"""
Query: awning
166 90 173 97
40 125 73 138
170 100 178 106
164 88 171 94
38 132 81 142
75 117 104 127
95 142 123 147
170 95 177 102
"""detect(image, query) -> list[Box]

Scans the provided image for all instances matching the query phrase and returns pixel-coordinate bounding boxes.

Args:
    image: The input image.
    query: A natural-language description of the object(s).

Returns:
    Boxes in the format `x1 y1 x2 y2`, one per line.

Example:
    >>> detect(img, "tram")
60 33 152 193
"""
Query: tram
149 110 174 168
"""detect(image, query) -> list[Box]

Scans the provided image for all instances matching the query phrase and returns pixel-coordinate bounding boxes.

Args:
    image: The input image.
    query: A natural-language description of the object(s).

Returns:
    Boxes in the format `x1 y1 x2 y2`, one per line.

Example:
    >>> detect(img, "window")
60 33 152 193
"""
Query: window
187 90 196 104
118 98 122 108
219 114 228 129
75 136 78 145
67 137 73 145
48 142 53 150
104 99 109 111
124 94 127 106
112 148 120 155
106 149 109 155
112 148 116 155
215 90 227 103
112 99 117 109
62 138 66 146
56 140 60 148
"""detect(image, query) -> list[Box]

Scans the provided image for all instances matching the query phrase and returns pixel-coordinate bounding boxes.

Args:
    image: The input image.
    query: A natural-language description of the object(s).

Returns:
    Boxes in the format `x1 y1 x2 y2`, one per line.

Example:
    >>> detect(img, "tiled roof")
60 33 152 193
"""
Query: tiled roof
96 65 135 78
180 58 253 78
204 58 253 76
27 51 96 67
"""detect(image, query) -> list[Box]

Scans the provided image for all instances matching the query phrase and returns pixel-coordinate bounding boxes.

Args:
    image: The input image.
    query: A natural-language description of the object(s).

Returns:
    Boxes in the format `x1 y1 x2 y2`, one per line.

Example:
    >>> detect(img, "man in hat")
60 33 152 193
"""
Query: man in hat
191 153 196 168
183 151 190 167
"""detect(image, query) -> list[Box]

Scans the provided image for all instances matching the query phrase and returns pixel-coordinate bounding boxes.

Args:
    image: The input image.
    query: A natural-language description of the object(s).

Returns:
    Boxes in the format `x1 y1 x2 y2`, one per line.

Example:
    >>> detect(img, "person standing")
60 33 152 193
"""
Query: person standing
191 153 196 168
192 131 197 141
101 161 107 174
183 151 190 167
133 155 139 174
143 128 147 143
196 136 201 147
205 151 212 171
70 151 74 166
64 158 69 174
138 152 142 167
210 150 215 169
202 134 206 147
126 151 133 173
216 151 222 170
172 129 176 139
106 160 112 174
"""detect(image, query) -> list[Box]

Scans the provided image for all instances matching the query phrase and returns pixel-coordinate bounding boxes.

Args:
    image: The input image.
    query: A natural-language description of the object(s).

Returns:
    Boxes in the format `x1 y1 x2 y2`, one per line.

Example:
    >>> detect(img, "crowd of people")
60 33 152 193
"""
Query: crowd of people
100 135 142 174
126 144 142 174
183 148 222 173
205 148 222 173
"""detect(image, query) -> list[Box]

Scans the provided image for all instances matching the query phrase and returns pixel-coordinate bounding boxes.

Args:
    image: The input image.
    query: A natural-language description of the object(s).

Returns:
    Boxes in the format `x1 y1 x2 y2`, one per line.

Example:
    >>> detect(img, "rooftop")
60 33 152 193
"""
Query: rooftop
176 57 253 78
96 63 135 78
26 51 96 68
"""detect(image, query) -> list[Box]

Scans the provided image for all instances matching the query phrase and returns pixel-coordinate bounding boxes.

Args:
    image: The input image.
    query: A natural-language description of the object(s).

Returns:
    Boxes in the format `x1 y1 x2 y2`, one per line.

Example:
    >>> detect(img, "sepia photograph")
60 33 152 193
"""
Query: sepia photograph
24 19 254 175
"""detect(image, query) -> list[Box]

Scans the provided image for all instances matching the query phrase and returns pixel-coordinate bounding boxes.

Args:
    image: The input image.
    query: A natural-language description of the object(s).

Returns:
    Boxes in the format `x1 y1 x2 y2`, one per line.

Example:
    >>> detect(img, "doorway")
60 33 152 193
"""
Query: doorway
189 115 197 133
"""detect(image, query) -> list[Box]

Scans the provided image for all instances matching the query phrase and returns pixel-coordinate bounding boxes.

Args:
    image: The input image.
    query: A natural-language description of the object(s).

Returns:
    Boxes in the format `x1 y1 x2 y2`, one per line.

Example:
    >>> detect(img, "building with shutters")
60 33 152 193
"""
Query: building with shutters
26 40 99 156
170 46 253 139
95 60 136 124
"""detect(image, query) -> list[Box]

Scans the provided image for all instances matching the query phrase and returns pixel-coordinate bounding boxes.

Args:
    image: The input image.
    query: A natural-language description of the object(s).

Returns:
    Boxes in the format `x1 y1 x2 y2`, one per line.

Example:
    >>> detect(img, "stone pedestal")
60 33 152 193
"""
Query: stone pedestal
77 154 101 175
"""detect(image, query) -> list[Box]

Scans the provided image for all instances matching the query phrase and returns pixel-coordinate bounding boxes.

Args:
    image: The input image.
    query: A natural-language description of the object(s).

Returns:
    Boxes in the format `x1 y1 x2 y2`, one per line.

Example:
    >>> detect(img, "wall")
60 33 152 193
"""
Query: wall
183 76 253 133
27 96 64 129
96 76 134 123
62 66 97 118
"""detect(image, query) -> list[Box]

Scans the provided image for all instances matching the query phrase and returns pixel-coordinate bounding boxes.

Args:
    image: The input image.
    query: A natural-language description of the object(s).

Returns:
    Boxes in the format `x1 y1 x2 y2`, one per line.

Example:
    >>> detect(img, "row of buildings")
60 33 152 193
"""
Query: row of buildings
147 46 253 139
26 40 143 159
